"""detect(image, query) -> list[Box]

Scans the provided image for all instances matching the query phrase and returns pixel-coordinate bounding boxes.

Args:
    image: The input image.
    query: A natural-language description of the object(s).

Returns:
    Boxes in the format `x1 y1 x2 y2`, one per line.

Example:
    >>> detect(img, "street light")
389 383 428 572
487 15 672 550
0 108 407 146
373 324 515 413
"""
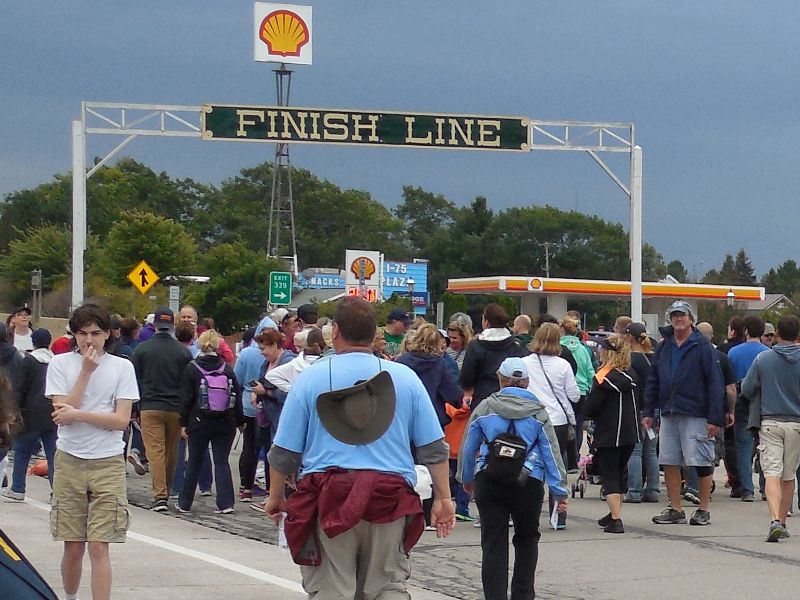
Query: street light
407 277 416 294
726 288 735 308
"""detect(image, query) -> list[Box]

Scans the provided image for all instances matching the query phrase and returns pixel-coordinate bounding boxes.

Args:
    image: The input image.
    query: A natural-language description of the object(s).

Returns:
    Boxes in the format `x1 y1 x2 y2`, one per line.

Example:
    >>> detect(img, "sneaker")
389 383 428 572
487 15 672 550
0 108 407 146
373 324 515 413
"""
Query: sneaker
250 500 267 513
455 512 474 522
150 499 169 512
239 489 253 502
473 519 481 528
424 525 436 531
741 494 755 503
168 492 179 500
252 485 268 497
682 490 700 505
689 509 711 526
767 520 786 542
780 524 790 539
214 507 234 515
652 508 687 524
200 490 213 497
597 513 613 527
174 503 191 514
729 489 742 498
642 492 660 503
623 495 642 504
761 492 768 501
1 488 24 502
127 452 146 476
603 518 624 534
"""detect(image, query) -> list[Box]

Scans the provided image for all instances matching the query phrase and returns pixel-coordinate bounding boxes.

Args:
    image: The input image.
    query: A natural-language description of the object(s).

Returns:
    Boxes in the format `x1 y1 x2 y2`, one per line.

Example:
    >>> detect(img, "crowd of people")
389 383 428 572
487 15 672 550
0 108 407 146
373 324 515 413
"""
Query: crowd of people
2 297 800 599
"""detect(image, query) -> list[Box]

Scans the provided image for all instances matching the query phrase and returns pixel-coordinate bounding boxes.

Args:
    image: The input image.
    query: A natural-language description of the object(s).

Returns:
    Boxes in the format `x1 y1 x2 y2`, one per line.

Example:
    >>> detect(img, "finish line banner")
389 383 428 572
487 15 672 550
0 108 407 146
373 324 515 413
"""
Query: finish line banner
201 104 530 151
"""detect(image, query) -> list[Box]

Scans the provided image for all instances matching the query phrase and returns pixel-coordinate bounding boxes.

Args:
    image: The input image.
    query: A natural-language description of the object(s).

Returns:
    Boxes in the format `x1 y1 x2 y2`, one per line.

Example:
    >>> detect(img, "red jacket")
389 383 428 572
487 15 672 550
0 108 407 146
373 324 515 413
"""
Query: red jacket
285 469 424 566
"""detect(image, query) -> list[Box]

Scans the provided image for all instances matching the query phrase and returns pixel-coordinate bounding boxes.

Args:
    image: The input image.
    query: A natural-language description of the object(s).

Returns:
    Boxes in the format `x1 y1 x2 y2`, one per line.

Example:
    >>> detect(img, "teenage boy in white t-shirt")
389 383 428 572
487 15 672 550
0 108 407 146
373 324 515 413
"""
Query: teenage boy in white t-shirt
46 304 140 600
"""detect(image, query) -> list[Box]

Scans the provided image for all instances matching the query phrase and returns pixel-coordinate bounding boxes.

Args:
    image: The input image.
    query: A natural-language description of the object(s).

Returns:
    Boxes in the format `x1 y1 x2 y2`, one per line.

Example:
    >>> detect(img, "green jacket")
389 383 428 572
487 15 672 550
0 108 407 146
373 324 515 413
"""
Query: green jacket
560 335 594 395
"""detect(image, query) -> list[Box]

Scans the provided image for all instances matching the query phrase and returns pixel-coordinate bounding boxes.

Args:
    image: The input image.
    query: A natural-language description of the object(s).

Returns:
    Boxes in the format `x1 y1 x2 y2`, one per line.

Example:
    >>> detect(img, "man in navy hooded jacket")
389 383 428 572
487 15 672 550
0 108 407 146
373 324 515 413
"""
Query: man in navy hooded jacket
643 300 724 527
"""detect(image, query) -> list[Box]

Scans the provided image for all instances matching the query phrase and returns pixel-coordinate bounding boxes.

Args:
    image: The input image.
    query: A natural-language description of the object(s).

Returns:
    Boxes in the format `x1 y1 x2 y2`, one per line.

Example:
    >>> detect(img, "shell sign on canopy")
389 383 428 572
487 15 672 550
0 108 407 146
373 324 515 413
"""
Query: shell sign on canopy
254 3 313 65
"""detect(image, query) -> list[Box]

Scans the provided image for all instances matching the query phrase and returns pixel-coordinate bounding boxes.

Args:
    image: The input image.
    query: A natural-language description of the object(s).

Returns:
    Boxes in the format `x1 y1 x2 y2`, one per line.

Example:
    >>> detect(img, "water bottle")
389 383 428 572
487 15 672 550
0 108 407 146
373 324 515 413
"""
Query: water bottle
199 379 209 411
227 379 236 410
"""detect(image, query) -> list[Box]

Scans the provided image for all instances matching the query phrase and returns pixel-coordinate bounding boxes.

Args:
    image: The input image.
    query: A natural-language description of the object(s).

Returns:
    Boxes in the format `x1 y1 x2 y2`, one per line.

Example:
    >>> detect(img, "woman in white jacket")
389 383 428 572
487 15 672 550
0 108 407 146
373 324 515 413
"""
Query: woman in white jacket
522 322 580 529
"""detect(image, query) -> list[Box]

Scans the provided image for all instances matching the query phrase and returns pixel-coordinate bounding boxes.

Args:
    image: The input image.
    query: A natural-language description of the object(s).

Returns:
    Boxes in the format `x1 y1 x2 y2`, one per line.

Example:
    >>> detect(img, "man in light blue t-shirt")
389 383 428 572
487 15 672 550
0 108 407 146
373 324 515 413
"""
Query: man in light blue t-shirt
728 315 770 502
264 297 454 599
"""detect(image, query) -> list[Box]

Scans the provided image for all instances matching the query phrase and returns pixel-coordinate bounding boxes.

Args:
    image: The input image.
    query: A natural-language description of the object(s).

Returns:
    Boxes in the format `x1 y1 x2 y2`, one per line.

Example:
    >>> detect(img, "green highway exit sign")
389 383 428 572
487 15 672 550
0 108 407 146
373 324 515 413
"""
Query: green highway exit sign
269 271 292 306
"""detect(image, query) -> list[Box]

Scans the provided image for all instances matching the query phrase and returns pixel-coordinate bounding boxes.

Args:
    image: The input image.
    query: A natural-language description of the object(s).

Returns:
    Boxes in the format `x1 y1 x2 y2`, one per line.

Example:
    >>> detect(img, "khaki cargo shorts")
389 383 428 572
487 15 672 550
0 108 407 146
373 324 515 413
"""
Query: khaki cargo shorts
50 450 130 543
758 420 800 480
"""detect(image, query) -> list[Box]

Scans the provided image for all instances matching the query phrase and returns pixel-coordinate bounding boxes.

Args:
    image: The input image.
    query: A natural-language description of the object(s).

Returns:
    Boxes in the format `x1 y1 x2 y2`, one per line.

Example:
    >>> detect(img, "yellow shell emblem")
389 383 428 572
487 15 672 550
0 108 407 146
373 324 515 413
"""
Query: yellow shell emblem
259 10 309 57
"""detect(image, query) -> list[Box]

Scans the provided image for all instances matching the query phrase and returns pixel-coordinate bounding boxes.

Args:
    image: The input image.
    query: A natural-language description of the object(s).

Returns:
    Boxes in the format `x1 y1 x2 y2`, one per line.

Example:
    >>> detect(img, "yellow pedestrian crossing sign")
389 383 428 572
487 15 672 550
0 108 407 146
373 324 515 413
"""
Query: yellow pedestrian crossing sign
128 260 159 295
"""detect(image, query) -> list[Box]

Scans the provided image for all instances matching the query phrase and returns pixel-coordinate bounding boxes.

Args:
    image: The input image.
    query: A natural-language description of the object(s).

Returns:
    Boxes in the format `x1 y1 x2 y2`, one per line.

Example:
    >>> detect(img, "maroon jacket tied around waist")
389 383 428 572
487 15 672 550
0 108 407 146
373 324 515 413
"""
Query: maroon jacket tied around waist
285 469 425 566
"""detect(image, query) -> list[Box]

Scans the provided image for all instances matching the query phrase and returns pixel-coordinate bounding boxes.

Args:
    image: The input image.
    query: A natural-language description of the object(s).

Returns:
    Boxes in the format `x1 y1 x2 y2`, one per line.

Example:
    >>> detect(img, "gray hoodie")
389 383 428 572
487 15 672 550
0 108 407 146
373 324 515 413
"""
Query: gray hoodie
742 343 800 429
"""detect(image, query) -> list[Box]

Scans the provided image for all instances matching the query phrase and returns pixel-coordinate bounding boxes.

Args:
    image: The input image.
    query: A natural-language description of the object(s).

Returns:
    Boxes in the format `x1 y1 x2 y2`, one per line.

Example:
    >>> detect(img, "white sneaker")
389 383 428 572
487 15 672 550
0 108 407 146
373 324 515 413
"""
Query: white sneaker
1 488 24 502
473 519 481 528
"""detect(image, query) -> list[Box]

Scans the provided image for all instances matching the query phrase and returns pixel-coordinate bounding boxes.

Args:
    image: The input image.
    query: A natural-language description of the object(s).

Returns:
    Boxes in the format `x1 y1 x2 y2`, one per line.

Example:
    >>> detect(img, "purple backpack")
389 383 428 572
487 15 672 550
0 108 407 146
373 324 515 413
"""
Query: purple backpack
192 361 235 413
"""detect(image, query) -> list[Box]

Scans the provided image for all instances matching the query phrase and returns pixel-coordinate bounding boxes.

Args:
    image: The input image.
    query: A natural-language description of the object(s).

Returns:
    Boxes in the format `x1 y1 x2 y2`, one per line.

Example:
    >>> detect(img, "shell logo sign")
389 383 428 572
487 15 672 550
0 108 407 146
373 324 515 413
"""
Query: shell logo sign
350 256 377 283
254 3 313 65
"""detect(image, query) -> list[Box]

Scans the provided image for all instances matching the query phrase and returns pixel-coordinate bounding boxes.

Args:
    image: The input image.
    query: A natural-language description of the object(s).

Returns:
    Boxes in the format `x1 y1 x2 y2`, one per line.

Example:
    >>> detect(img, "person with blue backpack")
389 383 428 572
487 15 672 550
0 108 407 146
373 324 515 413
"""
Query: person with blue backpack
175 329 244 515
457 357 568 600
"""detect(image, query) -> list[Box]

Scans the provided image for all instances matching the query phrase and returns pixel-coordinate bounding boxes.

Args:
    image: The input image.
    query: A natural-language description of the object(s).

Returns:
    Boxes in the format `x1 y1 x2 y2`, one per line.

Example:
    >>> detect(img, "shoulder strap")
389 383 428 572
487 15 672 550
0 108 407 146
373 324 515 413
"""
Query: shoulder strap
192 360 226 377
537 354 571 421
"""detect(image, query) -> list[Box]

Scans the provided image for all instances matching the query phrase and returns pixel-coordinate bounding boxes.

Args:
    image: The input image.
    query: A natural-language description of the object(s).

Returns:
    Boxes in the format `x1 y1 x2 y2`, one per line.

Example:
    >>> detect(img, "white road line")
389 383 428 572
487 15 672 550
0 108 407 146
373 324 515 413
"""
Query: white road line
25 497 304 594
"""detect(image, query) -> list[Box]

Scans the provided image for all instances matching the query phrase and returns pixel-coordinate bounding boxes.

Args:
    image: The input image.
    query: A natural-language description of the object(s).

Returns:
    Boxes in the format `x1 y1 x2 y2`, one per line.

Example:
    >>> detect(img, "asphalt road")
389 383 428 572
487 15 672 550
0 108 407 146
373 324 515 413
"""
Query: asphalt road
3 452 800 600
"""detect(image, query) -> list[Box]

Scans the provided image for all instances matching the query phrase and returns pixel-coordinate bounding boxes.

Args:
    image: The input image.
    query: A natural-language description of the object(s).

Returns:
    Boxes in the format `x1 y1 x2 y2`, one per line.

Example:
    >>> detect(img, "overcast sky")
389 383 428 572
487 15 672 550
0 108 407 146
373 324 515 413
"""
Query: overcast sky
3 2 798 277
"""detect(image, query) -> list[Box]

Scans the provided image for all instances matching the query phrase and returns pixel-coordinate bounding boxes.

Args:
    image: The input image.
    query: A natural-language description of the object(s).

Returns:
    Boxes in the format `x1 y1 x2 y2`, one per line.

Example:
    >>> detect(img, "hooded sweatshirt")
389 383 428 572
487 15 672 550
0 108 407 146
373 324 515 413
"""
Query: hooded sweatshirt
459 329 528 409
457 387 568 498
395 352 463 426
742 343 800 428
584 367 640 447
560 335 595 394
265 351 322 393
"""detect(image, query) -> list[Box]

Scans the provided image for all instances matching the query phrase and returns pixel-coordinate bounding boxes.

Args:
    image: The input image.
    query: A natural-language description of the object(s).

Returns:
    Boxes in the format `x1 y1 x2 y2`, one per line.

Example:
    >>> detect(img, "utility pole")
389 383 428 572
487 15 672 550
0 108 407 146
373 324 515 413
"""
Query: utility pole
543 242 551 278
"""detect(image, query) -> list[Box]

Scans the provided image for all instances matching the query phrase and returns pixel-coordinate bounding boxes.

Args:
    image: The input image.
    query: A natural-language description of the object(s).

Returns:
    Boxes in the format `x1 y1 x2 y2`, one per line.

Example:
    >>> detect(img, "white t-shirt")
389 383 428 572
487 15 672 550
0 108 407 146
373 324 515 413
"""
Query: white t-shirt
522 353 581 426
13 329 33 353
46 351 140 459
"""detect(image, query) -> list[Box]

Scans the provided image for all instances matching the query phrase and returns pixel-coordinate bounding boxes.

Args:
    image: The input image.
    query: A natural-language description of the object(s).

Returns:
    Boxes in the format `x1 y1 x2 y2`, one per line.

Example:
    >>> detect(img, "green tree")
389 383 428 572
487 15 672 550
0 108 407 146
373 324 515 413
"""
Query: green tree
183 242 285 333
666 259 688 282
762 260 800 295
103 211 197 286
0 225 73 303
394 186 456 256
733 249 756 285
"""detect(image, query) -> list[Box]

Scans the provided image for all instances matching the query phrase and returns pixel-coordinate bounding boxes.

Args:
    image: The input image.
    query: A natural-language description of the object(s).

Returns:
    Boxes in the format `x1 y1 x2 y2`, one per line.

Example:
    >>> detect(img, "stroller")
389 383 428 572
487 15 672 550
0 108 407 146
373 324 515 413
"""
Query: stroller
571 429 602 498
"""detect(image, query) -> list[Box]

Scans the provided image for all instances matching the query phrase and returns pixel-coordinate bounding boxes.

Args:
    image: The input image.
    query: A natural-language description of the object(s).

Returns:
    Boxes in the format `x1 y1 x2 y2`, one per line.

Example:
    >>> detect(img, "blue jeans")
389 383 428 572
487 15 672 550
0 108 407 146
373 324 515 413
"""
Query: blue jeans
172 437 212 495
11 429 57 493
178 427 236 511
626 434 660 498
734 416 754 496
449 458 470 516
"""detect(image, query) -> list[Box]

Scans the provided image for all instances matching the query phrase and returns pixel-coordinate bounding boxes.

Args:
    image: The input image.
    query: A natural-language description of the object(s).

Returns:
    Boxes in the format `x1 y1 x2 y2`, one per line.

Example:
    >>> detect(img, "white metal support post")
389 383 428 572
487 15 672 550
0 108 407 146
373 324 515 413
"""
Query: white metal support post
71 102 202 310
630 146 643 321
71 120 86 311
529 121 643 320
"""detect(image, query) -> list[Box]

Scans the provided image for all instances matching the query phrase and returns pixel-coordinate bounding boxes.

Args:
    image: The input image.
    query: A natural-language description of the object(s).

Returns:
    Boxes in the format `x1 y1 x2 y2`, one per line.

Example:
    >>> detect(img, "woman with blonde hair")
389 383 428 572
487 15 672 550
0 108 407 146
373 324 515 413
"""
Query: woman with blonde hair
559 316 595 470
522 322 580 529
176 329 244 515
445 320 473 372
584 335 640 533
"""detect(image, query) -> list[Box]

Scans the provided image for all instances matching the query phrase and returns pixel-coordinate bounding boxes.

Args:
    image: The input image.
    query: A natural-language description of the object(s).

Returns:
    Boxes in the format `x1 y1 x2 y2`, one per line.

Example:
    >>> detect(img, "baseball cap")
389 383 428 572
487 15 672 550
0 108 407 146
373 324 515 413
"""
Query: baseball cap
31 328 52 349
387 308 411 325
764 322 776 336
297 304 318 324
666 300 693 317
11 306 31 316
153 307 175 330
497 357 528 380
623 322 648 339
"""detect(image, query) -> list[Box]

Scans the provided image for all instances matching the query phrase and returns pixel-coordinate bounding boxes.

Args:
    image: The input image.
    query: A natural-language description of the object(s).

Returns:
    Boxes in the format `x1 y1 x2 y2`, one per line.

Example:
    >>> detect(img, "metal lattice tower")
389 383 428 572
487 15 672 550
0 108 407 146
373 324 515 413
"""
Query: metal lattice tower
267 65 299 276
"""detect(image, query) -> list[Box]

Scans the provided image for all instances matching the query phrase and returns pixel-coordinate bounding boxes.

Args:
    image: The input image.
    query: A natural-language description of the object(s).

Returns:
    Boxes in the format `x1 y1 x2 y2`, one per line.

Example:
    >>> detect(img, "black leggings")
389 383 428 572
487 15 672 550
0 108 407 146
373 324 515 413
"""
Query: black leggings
595 445 635 495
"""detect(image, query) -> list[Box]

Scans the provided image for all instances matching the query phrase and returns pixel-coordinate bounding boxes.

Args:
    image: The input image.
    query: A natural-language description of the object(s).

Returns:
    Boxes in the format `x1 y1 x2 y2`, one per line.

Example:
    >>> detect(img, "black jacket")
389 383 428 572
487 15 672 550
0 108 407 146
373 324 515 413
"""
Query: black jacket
584 368 640 448
459 335 529 410
19 352 54 433
180 354 244 433
131 332 192 411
